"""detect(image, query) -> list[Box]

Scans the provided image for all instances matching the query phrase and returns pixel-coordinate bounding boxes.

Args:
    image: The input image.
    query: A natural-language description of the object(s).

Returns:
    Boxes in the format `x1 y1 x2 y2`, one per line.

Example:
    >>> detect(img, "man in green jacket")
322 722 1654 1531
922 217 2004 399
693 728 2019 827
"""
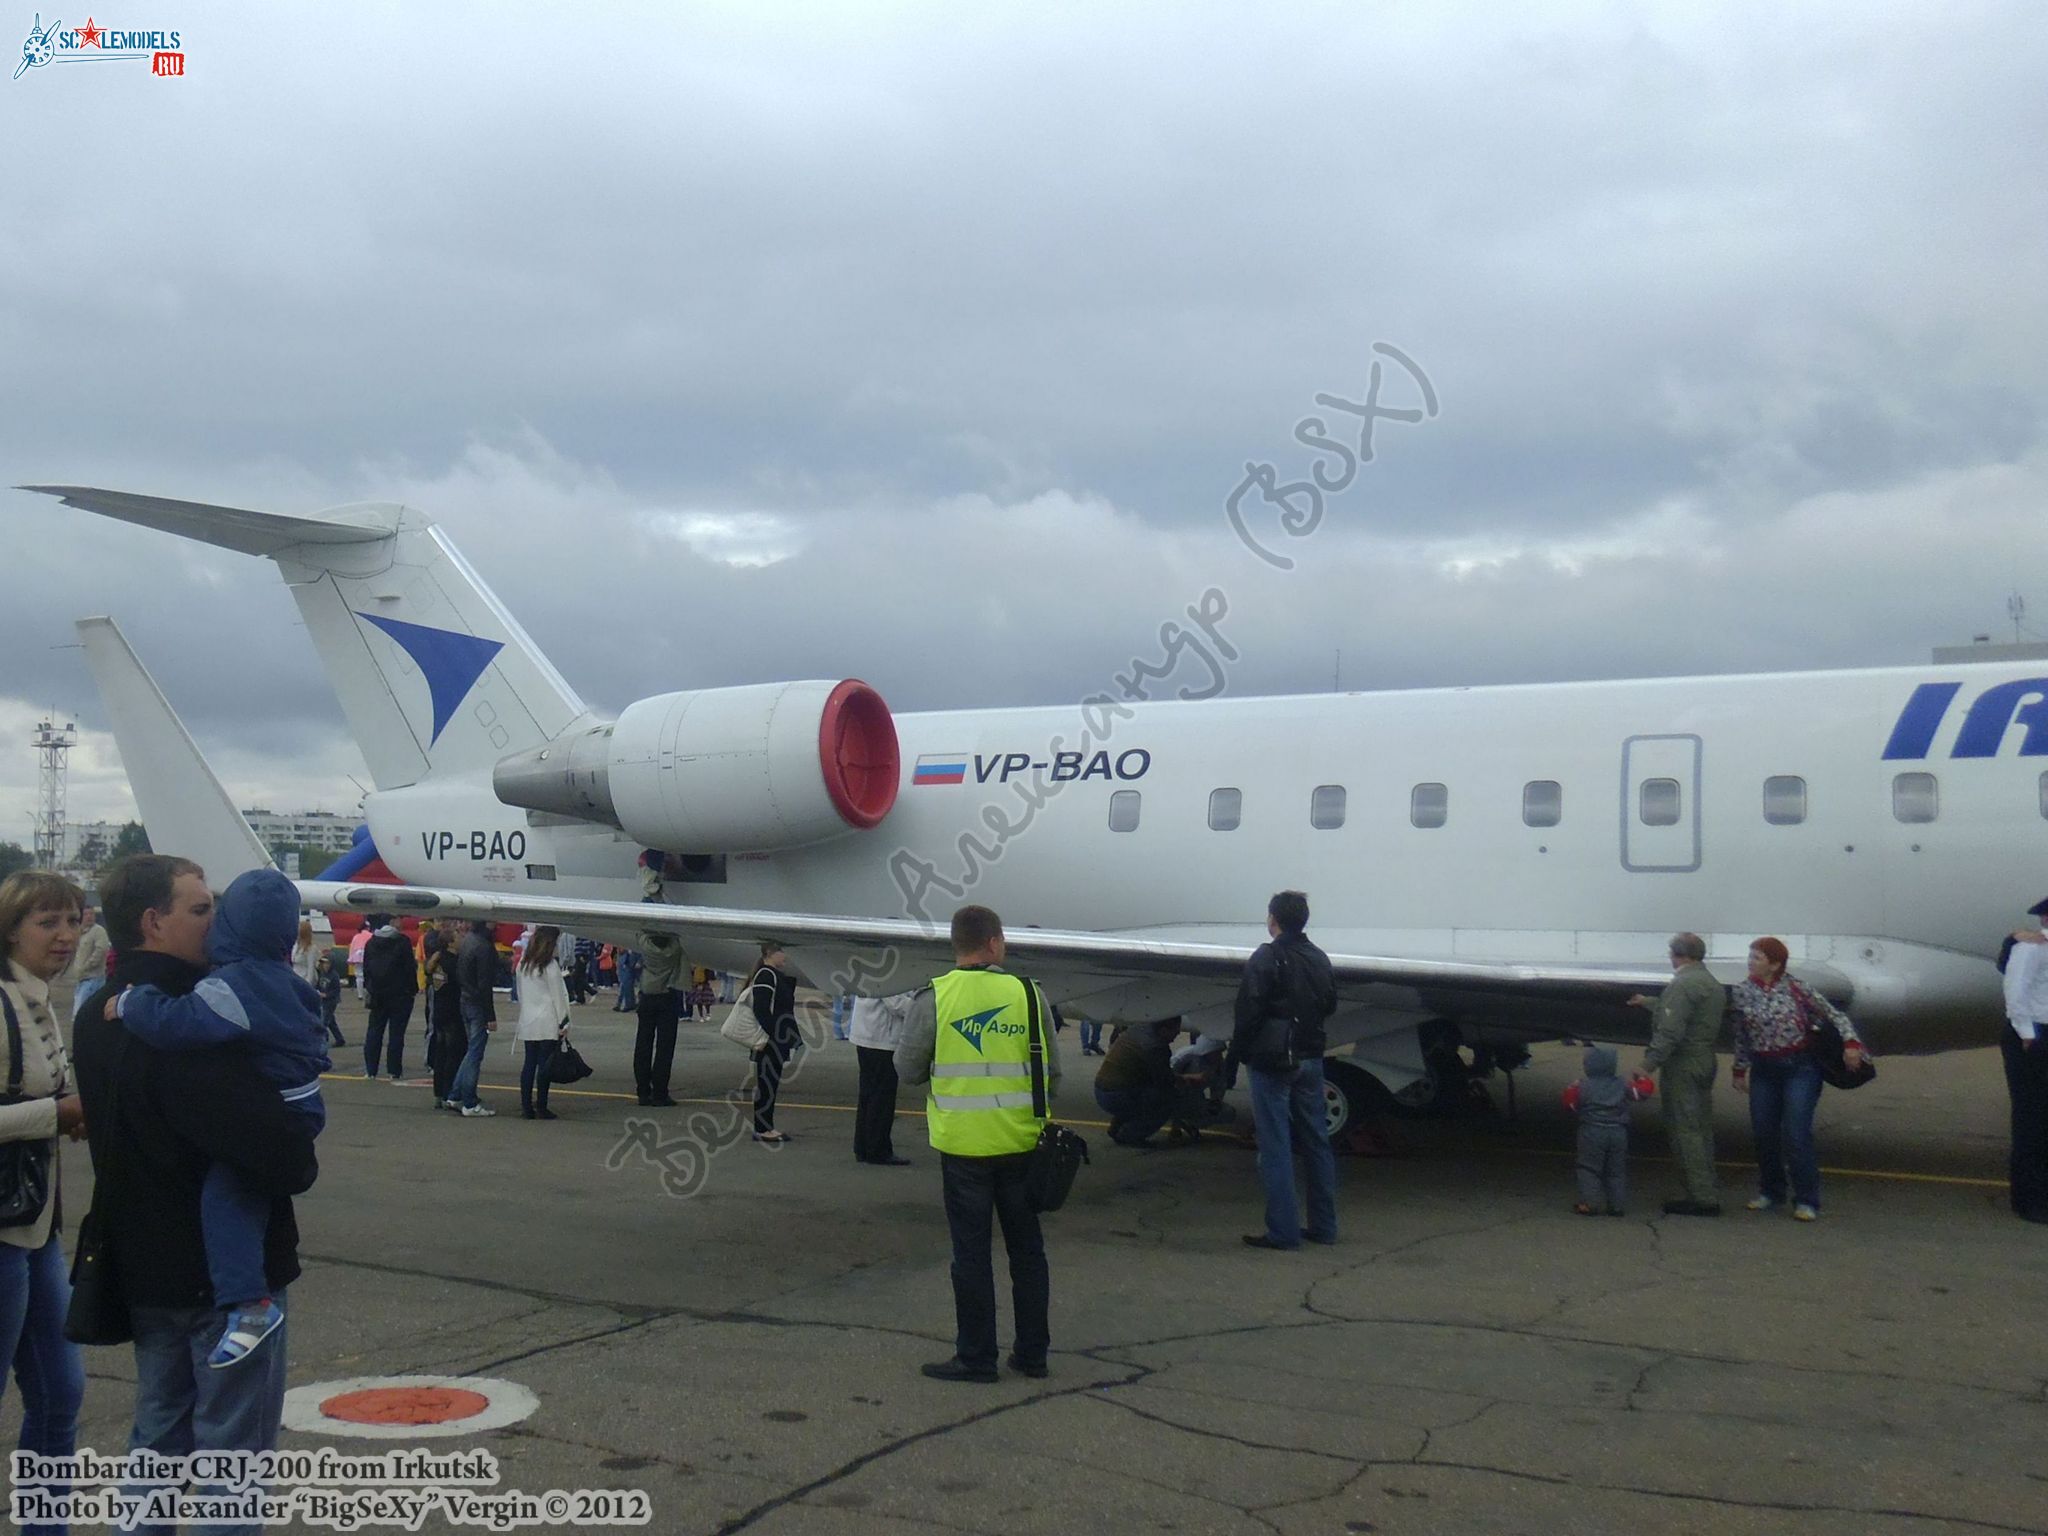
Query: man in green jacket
1631 931 1726 1216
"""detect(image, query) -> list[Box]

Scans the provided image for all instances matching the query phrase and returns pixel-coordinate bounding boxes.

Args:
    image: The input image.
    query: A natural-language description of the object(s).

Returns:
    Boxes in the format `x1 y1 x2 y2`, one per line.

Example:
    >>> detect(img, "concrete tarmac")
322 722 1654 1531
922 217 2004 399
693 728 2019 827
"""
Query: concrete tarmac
35 995 2048 1535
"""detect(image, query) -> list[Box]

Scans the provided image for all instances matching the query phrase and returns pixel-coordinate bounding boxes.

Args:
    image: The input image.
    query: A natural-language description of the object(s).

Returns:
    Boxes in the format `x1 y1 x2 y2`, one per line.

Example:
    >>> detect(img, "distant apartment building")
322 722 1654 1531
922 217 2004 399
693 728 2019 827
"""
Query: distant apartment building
60 810 359 868
240 810 361 857
61 819 123 869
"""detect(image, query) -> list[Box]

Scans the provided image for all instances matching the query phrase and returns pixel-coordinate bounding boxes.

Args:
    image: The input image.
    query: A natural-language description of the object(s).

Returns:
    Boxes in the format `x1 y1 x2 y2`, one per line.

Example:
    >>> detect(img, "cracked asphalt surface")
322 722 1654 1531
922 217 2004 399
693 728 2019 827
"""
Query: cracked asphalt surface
39 998 2048 1534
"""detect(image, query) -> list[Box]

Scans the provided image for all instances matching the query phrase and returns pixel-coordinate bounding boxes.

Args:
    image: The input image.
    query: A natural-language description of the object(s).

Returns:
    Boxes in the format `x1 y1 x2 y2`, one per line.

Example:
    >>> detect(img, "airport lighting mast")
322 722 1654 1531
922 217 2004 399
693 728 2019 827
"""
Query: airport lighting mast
32 717 76 870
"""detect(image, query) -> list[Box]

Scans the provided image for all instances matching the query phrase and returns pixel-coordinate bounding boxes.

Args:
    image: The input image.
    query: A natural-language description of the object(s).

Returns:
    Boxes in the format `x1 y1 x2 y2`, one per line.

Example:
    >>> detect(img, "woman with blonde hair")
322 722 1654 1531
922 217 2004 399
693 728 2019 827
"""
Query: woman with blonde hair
0 871 88 1477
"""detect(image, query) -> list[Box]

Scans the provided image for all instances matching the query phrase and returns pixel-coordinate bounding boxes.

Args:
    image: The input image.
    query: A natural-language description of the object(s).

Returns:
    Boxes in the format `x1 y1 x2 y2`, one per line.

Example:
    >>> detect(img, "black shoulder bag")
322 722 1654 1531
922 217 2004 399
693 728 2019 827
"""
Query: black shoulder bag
0 990 53 1228
1020 978 1089 1214
1246 946 1300 1074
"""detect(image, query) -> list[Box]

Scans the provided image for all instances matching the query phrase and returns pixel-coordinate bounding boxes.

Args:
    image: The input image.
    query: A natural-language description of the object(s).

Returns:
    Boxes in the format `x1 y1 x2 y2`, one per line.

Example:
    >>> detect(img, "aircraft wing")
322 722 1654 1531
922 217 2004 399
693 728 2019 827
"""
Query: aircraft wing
295 876 1691 1007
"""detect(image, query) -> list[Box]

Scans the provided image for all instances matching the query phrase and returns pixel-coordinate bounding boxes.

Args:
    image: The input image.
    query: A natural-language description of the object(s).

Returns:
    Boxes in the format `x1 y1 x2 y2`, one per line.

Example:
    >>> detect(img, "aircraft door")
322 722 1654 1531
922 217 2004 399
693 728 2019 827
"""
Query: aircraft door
1621 734 1701 873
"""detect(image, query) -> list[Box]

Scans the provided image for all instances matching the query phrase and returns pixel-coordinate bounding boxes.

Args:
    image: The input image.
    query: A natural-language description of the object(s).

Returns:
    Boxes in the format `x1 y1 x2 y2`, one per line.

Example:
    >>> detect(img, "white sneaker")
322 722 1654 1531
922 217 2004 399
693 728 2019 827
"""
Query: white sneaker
1745 1195 1778 1212
1792 1203 1819 1221
460 1104 496 1118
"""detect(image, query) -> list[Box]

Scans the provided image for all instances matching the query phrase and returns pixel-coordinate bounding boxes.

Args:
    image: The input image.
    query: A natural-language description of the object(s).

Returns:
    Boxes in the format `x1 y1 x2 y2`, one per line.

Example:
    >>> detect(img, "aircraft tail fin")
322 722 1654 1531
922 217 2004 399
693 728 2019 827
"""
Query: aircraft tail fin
75 616 276 888
28 485 592 790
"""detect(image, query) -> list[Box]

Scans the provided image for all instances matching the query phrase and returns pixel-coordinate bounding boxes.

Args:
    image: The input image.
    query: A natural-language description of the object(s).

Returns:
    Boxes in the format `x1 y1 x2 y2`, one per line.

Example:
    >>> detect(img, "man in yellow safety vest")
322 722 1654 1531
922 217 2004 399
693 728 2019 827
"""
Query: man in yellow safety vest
896 904 1059 1383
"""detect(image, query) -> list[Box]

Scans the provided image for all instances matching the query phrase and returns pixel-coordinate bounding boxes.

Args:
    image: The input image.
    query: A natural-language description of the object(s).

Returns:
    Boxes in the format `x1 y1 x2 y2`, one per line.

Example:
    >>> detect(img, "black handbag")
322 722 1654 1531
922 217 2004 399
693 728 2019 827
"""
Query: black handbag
1794 980 1876 1091
0 990 54 1229
549 1033 594 1084
1019 978 1088 1213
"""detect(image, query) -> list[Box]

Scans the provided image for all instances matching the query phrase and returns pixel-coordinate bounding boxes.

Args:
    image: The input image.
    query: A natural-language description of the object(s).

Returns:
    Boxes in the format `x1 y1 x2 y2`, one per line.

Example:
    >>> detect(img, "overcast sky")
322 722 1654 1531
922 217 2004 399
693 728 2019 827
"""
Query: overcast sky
3 1 2043 846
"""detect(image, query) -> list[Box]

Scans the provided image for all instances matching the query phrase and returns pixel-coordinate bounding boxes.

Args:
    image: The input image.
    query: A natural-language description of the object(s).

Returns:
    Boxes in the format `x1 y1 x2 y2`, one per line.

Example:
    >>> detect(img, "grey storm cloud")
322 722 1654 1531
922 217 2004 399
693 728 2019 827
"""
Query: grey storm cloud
1 1 2044 835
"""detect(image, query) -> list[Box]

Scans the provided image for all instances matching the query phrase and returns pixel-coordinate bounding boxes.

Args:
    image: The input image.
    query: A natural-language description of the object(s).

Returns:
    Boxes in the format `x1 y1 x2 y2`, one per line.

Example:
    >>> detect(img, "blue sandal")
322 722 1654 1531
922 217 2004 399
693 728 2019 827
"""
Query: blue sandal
209 1299 284 1369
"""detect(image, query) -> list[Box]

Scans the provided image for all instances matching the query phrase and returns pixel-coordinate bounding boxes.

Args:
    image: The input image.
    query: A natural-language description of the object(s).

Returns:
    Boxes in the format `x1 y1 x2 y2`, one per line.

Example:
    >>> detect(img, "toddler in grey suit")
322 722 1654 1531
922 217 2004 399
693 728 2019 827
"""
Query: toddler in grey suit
1563 1045 1654 1215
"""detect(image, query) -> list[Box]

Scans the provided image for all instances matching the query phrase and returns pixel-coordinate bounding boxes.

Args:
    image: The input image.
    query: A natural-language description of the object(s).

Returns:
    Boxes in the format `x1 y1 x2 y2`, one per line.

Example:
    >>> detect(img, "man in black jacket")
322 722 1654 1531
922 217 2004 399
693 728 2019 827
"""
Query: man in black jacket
421 919 465 1108
359 917 419 1082
1228 890 1340 1250
73 854 320 1509
450 920 500 1117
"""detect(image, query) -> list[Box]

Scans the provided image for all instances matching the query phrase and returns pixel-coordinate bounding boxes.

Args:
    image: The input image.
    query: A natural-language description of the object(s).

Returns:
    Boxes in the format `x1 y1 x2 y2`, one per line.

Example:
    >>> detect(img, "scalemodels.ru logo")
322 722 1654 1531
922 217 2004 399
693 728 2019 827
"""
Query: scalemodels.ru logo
14 13 186 79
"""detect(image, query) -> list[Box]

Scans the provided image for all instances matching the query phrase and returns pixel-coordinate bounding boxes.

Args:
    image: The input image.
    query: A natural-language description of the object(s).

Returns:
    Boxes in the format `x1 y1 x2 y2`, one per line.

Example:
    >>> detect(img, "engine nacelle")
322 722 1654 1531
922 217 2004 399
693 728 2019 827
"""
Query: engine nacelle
493 680 899 852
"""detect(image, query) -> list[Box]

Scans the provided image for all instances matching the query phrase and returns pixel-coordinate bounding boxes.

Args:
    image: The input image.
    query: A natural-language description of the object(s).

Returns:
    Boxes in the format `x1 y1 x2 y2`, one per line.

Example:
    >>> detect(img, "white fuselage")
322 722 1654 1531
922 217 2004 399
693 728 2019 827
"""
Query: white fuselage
364 659 2048 1054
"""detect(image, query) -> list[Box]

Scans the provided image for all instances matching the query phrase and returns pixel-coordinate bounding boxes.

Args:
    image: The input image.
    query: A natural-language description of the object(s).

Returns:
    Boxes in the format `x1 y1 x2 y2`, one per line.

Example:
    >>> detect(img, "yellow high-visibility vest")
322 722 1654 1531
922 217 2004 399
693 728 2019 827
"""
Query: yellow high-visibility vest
926 968 1046 1156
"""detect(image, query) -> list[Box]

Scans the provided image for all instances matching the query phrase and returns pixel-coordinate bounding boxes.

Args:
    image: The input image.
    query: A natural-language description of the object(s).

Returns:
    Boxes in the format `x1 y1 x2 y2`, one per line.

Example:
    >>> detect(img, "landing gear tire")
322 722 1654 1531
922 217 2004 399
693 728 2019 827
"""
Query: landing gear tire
1323 1060 1368 1140
1322 1061 1396 1155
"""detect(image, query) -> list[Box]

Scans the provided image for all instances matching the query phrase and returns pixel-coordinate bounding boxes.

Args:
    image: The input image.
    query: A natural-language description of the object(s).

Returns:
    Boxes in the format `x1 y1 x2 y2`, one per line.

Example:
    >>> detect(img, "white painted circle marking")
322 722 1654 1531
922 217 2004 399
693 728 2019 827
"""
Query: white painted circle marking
282 1374 539 1439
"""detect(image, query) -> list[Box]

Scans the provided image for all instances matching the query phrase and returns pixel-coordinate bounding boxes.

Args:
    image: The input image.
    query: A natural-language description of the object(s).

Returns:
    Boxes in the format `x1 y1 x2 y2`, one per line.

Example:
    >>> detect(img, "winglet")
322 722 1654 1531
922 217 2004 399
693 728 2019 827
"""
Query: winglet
75 616 277 887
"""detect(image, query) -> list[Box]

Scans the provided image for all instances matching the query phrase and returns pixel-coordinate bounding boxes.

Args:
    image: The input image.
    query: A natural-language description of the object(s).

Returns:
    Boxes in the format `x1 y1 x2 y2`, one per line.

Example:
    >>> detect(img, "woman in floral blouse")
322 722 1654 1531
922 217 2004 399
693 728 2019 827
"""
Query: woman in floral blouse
1729 936 1867 1221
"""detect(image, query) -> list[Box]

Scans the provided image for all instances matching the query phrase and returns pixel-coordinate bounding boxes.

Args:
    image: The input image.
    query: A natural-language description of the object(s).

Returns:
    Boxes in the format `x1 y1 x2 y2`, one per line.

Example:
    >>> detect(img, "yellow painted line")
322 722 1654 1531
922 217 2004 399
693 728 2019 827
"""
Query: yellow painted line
322 1072 1120 1126
323 1074 2005 1189
1501 1141 2006 1190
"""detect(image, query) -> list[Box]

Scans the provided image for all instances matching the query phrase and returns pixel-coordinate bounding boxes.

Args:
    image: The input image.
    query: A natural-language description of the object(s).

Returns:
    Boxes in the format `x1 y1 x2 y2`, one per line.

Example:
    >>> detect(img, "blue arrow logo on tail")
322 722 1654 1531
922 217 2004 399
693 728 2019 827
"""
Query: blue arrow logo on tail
356 613 505 746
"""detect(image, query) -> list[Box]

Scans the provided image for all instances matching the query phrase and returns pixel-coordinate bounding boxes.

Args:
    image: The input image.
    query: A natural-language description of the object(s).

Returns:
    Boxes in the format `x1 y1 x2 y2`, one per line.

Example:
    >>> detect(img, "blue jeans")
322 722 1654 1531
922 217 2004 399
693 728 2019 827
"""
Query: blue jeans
0 1233 86 1534
831 995 852 1039
128 1290 289 1536
1748 1054 1825 1208
201 1097 321 1305
1079 1020 1102 1052
451 999 493 1108
1248 1059 1338 1246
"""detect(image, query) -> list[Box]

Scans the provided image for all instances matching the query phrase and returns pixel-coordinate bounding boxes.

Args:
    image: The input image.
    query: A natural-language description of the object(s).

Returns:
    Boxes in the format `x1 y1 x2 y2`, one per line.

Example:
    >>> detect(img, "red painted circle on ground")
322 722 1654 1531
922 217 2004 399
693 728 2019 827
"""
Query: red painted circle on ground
318 1386 492 1425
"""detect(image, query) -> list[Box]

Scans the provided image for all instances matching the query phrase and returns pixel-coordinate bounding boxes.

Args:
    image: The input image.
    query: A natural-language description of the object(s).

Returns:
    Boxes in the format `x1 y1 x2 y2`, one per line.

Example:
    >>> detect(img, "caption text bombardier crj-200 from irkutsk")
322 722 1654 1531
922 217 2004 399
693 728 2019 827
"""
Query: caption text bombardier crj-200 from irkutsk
25 484 2046 1133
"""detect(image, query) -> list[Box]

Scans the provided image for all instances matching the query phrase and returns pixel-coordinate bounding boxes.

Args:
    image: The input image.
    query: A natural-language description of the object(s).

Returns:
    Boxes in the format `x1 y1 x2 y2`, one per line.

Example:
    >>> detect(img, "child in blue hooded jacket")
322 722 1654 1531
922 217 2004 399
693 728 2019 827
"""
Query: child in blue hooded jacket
116 867 330 1367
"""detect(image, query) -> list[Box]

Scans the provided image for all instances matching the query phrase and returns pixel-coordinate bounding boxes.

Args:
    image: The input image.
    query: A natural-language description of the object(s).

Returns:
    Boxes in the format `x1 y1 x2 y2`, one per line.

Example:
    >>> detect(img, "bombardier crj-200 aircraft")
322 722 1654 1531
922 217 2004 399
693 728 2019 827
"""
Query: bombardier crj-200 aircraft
25 484 2047 1134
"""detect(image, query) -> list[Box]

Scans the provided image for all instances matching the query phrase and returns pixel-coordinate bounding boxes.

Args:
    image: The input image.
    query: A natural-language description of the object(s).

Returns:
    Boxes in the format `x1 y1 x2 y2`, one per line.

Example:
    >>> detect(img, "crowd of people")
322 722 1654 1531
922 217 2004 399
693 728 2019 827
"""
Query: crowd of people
0 854 2043 1525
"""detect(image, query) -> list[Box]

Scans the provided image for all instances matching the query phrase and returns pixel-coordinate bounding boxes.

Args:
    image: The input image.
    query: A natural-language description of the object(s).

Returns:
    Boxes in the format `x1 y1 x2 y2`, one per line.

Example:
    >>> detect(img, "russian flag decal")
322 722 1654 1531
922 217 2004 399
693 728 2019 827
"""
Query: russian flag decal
913 753 967 786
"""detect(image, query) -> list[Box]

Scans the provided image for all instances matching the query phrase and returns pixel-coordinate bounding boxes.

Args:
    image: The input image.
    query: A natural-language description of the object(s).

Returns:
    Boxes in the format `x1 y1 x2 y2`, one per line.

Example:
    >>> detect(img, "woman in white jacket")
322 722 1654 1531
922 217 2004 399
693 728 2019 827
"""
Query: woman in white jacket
514 927 572 1120
0 871 88 1471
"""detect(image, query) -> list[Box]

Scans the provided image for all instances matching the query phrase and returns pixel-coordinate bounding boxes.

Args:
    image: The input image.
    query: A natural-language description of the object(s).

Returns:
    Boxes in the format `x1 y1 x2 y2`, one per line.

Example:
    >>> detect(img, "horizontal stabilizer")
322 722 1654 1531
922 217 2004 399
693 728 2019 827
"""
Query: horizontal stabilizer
22 485 391 557
76 616 276 888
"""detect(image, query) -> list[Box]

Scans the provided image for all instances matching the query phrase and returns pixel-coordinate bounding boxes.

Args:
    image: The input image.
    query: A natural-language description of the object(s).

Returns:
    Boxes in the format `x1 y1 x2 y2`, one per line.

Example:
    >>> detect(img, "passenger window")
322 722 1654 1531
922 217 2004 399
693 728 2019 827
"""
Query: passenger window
1892 772 1937 824
1763 776 1807 825
1310 784 1346 829
1108 789 1141 832
1410 782 1447 829
1639 778 1681 826
1207 788 1241 832
1522 780 1561 827
2039 771 2048 820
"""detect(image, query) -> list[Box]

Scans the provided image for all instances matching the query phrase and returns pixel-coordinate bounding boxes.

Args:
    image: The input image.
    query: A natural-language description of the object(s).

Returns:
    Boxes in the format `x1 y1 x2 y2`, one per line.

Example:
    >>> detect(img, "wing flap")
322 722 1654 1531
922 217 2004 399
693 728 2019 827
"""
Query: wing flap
294 878 1710 1001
